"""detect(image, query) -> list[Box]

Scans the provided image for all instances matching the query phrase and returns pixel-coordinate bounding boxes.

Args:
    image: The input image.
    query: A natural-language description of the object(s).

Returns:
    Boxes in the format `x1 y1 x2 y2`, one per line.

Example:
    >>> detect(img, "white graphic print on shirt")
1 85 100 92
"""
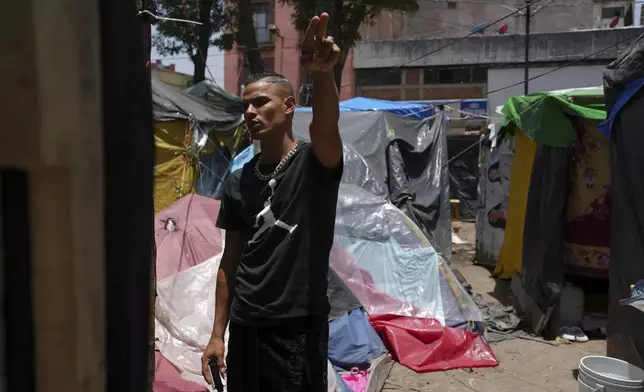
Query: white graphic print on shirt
250 178 298 244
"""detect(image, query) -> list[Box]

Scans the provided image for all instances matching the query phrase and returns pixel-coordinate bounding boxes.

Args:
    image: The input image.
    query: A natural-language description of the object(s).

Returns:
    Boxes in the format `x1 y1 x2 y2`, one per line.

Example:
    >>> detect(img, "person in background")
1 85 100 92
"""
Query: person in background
201 12 343 392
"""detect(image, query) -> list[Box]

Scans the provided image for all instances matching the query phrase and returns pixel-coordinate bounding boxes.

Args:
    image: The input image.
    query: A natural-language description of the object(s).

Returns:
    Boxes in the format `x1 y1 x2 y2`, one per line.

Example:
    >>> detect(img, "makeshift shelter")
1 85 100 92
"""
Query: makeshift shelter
152 74 247 213
154 186 496 391
297 98 481 221
296 97 432 119
153 110 497 391
293 109 452 259
601 33 644 370
475 86 611 336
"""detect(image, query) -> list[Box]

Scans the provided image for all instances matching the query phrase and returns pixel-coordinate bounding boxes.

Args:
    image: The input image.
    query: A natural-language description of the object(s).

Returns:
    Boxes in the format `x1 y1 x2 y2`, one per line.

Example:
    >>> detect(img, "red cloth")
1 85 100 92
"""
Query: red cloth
370 314 498 373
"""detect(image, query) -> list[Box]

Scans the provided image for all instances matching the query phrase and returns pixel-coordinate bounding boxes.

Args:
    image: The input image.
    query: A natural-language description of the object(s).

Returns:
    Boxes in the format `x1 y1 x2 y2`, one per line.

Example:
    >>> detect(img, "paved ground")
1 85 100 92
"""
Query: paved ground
383 222 605 392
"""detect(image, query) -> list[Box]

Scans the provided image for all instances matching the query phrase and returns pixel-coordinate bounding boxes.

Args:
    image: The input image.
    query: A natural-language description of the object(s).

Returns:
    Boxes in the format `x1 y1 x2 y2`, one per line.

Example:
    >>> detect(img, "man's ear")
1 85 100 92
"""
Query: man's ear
284 96 296 115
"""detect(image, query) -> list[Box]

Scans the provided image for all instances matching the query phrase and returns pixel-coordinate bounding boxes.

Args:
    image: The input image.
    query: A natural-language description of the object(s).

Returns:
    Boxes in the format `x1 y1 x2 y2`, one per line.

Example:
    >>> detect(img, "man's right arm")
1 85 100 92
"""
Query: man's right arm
211 230 245 340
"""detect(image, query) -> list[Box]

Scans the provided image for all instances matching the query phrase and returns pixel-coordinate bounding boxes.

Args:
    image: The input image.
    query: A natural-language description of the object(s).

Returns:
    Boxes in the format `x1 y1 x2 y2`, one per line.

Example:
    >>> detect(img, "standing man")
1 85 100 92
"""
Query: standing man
201 12 343 392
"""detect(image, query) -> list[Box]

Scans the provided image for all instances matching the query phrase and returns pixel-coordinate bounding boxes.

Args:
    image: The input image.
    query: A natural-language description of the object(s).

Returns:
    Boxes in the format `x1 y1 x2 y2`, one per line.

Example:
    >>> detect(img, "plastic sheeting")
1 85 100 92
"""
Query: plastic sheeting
328 309 388 370
154 121 198 213
154 194 223 281
447 135 480 220
293 110 452 260
603 33 644 370
520 145 572 336
155 253 228 388
494 131 537 279
330 184 482 328
155 184 490 388
152 75 243 132
475 136 514 267
294 97 432 119
370 314 498 373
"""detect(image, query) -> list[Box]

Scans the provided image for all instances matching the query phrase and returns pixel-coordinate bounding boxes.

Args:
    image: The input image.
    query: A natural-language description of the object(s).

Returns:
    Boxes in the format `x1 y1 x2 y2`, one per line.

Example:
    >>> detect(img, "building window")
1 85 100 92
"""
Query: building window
252 4 271 44
447 1 457 9
472 67 487 83
602 6 624 19
356 69 402 86
424 66 487 84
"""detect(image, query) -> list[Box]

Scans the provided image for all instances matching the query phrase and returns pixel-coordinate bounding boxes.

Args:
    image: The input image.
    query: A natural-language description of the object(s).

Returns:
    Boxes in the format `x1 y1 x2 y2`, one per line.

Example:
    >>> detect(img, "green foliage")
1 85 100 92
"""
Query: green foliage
154 0 228 56
280 0 419 48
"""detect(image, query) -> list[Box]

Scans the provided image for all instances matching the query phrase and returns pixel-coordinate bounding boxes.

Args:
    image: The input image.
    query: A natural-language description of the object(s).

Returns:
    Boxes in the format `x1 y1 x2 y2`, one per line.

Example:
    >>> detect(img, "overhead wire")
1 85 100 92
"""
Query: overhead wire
397 0 545 68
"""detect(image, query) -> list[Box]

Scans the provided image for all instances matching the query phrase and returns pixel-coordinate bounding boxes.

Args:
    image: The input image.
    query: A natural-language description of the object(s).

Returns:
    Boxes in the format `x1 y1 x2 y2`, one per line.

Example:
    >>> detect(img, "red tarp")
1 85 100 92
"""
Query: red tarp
370 314 498 373
330 246 498 373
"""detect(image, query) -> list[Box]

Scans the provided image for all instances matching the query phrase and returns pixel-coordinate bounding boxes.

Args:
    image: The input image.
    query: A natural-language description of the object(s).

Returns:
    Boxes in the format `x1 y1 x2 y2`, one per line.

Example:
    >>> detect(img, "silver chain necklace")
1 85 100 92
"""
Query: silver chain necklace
253 141 301 181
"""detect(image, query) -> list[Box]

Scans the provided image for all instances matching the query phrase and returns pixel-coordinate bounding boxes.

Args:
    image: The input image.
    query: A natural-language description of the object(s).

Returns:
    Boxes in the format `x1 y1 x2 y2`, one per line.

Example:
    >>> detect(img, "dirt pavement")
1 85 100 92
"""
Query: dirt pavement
382 222 605 392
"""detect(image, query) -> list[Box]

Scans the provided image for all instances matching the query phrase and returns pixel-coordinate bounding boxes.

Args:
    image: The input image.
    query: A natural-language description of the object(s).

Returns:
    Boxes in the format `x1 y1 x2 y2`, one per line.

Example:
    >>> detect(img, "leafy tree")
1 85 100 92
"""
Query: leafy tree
281 0 419 90
153 0 230 83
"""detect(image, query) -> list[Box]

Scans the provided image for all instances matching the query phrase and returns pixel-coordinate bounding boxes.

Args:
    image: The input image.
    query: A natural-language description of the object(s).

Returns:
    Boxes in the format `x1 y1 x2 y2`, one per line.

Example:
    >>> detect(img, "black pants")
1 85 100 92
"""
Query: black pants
226 316 328 392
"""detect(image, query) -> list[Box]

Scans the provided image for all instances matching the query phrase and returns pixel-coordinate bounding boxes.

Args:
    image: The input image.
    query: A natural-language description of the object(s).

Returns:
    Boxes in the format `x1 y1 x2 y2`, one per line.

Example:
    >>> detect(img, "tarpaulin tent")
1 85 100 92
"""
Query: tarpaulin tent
477 86 611 336
601 32 644 370
292 110 452 260
151 74 248 212
295 97 432 119
154 186 496 391
299 98 479 221
153 109 497 390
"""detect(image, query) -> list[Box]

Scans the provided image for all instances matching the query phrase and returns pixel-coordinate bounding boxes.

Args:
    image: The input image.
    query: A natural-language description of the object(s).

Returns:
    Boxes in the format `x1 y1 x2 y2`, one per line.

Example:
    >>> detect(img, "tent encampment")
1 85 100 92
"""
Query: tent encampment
292 109 452 260
601 32 644 370
154 186 496 392
152 74 248 213
476 86 611 336
153 109 497 391
297 98 480 221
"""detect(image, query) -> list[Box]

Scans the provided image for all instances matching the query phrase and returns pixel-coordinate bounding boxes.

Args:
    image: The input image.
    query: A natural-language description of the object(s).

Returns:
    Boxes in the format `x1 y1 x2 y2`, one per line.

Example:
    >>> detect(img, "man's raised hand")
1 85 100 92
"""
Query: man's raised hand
301 13 340 73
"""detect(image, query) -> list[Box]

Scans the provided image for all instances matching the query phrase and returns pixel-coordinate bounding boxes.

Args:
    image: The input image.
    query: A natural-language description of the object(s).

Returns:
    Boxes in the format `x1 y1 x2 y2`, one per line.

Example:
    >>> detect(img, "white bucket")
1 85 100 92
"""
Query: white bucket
578 356 644 391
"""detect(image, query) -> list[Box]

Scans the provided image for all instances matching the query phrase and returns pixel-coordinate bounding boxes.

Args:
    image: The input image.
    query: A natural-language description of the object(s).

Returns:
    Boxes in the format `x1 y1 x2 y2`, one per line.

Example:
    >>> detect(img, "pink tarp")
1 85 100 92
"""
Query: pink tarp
155 194 222 280
153 352 206 392
154 194 223 392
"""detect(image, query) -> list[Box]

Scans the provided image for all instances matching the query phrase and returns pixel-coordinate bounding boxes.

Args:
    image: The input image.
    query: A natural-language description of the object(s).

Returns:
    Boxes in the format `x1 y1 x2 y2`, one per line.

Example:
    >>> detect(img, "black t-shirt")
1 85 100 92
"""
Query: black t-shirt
216 142 342 326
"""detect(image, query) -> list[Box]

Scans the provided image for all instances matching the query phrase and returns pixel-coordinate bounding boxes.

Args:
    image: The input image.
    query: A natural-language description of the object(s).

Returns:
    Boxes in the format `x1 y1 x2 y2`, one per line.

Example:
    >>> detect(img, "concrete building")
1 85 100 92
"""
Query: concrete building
353 26 644 115
223 1 640 108
360 0 635 41
223 1 355 102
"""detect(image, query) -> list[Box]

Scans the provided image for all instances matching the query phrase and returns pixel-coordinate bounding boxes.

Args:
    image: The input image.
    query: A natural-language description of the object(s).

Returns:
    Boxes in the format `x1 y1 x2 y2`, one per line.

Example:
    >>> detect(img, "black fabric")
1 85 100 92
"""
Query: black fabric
327 268 362 321
604 33 644 369
521 146 572 324
1 171 35 392
217 143 342 325
447 135 480 220
226 316 329 392
385 113 451 258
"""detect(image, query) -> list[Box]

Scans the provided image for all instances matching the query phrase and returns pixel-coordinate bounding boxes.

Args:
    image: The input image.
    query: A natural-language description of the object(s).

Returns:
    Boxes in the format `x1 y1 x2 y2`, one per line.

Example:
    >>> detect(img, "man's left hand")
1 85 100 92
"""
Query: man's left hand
301 13 340 73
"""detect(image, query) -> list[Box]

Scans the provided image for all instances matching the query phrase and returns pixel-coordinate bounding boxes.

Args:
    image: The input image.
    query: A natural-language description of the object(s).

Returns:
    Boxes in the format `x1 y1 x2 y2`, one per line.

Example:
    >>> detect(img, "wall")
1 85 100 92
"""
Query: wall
360 0 633 40
487 64 608 115
354 27 644 68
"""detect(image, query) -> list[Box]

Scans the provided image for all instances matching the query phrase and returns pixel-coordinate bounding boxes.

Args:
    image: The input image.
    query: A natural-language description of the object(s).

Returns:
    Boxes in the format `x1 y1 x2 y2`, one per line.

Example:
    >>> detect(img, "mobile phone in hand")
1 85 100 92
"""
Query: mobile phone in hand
208 361 225 392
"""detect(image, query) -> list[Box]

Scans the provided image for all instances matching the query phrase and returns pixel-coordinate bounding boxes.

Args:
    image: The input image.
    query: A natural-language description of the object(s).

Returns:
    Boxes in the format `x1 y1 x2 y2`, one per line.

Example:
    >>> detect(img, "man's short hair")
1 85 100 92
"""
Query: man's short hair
245 71 294 96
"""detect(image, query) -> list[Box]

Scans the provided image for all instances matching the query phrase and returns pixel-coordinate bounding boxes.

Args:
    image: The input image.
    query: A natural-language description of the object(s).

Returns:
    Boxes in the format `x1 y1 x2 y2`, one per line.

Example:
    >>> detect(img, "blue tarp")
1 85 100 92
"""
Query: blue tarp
295 97 432 119
328 308 388 370
599 76 644 138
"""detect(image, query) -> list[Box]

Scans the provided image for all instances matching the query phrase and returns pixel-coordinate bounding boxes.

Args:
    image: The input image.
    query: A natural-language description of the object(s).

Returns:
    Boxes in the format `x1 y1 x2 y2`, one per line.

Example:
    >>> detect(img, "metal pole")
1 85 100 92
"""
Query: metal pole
524 0 531 95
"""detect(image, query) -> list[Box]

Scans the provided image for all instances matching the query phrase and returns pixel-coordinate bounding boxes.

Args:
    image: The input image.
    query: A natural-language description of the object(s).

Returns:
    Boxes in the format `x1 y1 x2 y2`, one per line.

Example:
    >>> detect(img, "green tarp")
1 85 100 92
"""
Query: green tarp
500 87 607 147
